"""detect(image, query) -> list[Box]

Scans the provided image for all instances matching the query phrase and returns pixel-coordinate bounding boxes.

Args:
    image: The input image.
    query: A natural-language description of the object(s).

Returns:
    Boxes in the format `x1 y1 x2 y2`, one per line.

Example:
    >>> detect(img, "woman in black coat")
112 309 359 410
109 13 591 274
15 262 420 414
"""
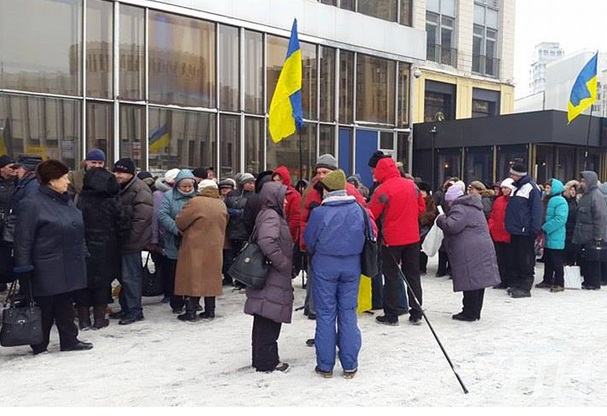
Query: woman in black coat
75 168 130 330
14 159 93 354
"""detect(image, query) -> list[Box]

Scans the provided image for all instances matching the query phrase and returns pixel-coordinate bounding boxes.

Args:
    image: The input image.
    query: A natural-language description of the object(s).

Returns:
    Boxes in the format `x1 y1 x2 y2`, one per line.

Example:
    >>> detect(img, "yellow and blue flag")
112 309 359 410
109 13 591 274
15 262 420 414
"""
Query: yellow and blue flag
269 19 304 143
568 52 598 124
149 124 170 152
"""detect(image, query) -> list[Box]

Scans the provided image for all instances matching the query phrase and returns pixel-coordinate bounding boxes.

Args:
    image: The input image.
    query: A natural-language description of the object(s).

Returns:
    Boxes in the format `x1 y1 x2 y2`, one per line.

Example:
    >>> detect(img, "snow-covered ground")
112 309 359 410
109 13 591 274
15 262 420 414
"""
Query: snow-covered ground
1 255 607 407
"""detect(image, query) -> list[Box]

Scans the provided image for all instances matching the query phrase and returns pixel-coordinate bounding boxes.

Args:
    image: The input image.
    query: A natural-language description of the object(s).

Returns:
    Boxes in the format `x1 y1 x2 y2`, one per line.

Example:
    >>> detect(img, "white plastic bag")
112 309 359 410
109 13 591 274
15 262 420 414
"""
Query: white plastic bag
563 265 581 290
421 222 444 257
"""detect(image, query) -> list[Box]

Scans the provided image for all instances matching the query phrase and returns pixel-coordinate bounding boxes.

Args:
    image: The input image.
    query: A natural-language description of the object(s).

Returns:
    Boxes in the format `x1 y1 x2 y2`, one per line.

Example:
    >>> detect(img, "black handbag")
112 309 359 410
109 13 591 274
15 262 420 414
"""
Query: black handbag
142 252 164 297
228 226 270 290
0 280 43 347
358 203 379 277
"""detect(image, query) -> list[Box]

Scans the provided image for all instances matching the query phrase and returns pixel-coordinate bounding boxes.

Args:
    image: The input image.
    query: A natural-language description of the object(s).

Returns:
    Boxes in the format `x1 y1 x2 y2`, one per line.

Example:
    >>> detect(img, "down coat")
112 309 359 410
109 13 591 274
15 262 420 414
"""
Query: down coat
436 194 500 292
573 171 607 245
174 187 228 297
244 182 294 324
272 165 301 242
541 179 568 250
77 168 131 288
14 186 87 296
118 175 153 254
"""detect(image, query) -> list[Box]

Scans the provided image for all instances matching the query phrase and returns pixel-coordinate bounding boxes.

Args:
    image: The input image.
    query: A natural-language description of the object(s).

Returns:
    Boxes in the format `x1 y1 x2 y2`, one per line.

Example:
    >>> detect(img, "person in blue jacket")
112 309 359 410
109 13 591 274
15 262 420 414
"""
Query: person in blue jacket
536 179 568 292
304 169 367 379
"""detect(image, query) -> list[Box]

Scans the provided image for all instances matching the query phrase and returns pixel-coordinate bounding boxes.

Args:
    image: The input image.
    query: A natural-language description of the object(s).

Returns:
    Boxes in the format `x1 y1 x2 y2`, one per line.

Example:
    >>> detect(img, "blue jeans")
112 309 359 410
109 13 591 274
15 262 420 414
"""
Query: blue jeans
119 252 143 317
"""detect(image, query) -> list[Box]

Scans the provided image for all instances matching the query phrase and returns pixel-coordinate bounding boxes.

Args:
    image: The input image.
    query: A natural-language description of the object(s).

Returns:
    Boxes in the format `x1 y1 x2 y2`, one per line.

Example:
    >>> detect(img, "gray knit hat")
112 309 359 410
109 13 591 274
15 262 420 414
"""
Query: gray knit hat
316 154 338 171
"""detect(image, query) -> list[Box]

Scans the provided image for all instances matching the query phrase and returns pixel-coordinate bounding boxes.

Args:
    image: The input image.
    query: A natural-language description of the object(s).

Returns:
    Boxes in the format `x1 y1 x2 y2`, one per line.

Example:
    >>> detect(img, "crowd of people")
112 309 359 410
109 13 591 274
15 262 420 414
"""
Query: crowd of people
1 149 605 378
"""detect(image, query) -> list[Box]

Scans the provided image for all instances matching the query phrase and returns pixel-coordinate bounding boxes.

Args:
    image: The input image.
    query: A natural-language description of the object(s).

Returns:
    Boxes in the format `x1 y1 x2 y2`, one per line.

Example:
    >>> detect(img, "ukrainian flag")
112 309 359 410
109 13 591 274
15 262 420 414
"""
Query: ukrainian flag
269 19 304 143
149 124 170 152
568 52 598 124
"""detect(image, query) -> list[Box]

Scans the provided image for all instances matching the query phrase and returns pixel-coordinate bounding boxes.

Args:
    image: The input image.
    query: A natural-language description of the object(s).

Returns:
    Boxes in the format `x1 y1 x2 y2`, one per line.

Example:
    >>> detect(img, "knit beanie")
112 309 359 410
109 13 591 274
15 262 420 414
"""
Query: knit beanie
315 154 338 171
112 158 136 175
239 172 255 186
500 177 516 192
218 179 235 190
198 179 218 192
85 148 106 161
0 155 14 168
192 167 208 180
321 169 346 191
444 184 464 201
163 168 180 185
510 163 527 176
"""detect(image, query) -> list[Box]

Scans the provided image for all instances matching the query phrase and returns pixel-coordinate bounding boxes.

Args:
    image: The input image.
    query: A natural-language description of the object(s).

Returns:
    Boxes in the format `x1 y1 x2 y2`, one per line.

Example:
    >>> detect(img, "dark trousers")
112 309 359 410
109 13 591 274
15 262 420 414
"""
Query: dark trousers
251 314 282 372
73 286 110 308
437 248 450 275
32 291 79 353
381 243 422 321
150 251 167 297
162 257 184 310
494 241 513 287
510 234 536 293
462 289 485 320
582 247 601 288
222 248 235 285
231 239 246 288
543 248 565 287
419 251 428 274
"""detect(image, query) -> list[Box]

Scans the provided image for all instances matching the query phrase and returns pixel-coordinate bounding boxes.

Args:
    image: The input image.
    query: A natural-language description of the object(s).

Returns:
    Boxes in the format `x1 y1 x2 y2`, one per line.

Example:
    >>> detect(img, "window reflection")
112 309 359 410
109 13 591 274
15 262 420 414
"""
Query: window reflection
267 122 317 181
464 146 493 185
339 50 354 124
218 25 240 111
119 4 145 100
358 0 397 22
319 124 335 156
220 114 241 177
120 104 145 169
0 0 82 96
301 41 317 120
356 54 395 124
397 63 410 127
86 0 113 99
245 117 265 174
319 46 336 122
86 102 113 162
244 30 264 114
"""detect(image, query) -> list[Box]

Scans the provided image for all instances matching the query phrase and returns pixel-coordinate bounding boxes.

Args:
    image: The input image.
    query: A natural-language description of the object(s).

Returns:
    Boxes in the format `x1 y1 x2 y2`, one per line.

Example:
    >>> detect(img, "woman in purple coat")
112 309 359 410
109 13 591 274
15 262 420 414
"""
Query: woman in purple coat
436 185 500 321
244 181 293 373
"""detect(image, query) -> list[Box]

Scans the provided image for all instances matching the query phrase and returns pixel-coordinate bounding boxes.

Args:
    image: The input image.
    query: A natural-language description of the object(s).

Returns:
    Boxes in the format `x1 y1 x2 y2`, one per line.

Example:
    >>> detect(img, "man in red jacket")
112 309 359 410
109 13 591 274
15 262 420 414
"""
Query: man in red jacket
368 158 426 326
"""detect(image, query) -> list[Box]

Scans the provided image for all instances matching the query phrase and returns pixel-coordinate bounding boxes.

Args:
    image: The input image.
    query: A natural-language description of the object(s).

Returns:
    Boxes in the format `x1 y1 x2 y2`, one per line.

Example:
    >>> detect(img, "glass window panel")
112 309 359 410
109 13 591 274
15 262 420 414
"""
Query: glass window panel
400 0 412 26
244 30 263 114
218 24 239 111
358 0 397 22
86 0 112 99
426 11 439 24
149 12 216 107
442 16 454 29
148 107 216 173
319 46 335 121
0 94 80 169
397 131 408 170
301 41 317 120
497 144 527 181
219 114 240 177
320 0 337 5
426 0 440 13
319 124 335 156
356 54 396 124
437 150 462 189
340 0 356 12
244 117 264 174
0 0 82 96
86 101 113 162
474 5 485 25
339 50 354 124
441 0 456 17
397 63 409 127
119 104 145 169
119 4 145 100
487 8 499 29
464 146 493 185
380 131 394 150
267 122 316 181
267 35 288 113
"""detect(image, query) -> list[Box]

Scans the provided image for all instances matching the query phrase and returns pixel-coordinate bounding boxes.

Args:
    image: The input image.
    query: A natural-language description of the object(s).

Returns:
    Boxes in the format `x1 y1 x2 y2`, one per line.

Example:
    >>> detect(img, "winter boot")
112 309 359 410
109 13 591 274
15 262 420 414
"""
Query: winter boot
92 305 109 330
199 296 216 319
76 306 91 330
178 297 200 321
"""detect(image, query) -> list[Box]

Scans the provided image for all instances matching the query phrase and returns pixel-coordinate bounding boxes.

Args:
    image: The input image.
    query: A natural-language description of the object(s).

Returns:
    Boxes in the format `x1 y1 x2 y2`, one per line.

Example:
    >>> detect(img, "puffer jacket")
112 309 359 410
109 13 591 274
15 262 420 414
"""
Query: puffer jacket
573 171 607 245
14 186 87 296
244 182 294 324
272 165 301 241
368 157 425 246
488 193 511 243
119 175 153 254
157 170 196 259
226 187 254 241
541 179 568 250
504 174 543 237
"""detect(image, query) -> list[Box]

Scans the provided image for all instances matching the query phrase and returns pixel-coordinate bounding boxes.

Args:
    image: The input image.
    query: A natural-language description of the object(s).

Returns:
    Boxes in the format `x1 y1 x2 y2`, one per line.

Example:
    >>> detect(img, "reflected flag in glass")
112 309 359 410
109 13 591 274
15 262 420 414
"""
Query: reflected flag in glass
149 124 170 152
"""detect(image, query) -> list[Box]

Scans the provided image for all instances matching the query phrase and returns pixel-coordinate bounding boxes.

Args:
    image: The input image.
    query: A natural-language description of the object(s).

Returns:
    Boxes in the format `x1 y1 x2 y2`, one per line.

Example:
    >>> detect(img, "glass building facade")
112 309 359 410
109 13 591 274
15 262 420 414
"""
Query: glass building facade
0 0 416 185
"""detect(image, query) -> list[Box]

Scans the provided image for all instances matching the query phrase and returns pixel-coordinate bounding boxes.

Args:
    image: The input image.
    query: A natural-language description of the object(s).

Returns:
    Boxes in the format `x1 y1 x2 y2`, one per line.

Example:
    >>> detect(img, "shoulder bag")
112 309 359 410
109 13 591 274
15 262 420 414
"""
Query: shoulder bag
357 203 379 278
0 279 43 347
229 225 270 290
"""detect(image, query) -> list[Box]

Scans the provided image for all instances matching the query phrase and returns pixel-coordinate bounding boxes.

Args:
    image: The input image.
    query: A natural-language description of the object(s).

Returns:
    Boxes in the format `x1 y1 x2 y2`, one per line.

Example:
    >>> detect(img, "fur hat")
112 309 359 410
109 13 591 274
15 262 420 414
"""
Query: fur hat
510 163 527 177
368 151 389 168
85 148 106 161
112 158 136 175
444 184 464 201
36 159 69 185
315 154 338 171
198 179 218 192
468 180 487 192
239 172 255 186
321 169 346 191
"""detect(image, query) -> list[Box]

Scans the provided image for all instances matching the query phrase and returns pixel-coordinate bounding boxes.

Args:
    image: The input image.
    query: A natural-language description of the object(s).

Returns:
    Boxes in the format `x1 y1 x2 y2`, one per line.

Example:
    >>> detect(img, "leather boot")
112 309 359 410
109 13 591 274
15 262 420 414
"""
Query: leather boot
177 297 199 321
199 296 215 319
76 306 91 330
92 304 109 330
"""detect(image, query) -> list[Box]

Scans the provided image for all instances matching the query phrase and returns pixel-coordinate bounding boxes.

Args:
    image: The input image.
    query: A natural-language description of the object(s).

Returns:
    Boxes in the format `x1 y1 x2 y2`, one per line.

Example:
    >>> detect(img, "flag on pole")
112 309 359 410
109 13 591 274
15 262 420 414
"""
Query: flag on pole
269 19 304 143
568 52 598 124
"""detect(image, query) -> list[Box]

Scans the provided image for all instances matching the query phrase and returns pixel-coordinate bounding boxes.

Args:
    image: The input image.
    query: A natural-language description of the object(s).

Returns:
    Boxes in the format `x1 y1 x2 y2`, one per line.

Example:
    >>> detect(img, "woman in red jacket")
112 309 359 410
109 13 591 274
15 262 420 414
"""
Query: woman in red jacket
488 178 515 289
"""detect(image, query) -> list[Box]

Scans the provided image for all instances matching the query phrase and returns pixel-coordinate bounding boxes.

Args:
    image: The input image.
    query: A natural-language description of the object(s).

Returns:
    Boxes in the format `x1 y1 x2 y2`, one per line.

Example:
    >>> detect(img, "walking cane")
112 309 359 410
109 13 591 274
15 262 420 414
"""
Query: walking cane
387 249 469 394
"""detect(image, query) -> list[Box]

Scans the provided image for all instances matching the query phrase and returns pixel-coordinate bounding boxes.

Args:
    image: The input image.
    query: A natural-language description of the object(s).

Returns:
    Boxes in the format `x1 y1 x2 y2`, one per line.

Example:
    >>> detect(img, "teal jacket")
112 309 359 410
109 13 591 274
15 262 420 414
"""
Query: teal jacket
541 179 568 250
157 170 196 259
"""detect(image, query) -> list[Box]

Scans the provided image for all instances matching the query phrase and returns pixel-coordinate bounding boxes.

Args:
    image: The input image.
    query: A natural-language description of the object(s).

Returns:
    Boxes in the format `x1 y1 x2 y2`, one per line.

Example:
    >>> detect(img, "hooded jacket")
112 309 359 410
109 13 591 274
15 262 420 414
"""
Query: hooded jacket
541 179 568 250
573 171 607 245
244 182 294 324
504 174 543 237
488 191 511 243
368 158 426 246
272 165 301 241
118 175 153 254
243 170 274 236
157 169 197 259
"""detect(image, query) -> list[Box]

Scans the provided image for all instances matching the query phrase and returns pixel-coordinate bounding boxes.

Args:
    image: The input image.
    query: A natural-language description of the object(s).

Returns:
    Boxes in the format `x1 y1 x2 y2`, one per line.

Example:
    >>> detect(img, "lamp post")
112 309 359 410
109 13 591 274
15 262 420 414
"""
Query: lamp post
430 126 437 191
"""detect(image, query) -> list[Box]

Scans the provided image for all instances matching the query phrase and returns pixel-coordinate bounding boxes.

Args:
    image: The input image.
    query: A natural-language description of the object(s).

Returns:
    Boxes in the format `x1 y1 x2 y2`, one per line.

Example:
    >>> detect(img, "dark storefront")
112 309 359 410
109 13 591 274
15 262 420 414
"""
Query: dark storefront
413 110 607 191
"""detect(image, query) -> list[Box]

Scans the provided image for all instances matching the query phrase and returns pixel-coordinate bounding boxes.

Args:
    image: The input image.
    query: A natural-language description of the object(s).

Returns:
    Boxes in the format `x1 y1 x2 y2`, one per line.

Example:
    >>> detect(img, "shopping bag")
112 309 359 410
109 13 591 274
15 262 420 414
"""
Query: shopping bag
563 265 582 290
142 253 164 297
357 275 372 314
421 223 444 257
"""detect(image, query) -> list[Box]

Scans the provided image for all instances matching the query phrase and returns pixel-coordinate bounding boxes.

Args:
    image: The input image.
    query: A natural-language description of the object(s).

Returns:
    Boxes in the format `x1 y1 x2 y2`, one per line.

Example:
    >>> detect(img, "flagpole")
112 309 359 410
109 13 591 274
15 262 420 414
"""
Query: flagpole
298 129 303 181
584 110 593 170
